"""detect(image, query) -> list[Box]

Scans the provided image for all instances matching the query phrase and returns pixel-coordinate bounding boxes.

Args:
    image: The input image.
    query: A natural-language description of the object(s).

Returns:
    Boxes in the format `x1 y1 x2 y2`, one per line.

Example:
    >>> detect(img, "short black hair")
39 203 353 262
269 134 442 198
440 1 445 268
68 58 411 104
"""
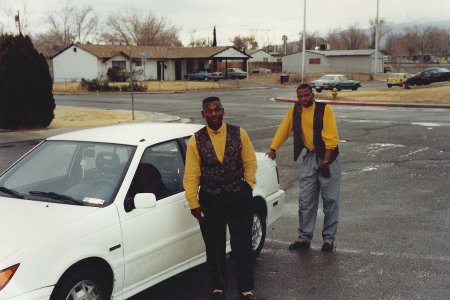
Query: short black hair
202 96 221 105
296 83 313 93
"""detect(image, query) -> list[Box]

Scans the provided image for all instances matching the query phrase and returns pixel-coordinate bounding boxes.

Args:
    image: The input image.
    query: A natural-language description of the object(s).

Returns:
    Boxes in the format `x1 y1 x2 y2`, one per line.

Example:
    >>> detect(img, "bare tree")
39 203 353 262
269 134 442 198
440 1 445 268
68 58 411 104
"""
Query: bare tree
188 30 210 47
401 25 423 60
340 25 370 49
74 6 98 43
105 9 181 46
230 35 258 51
1 0 31 35
422 26 448 57
45 0 98 47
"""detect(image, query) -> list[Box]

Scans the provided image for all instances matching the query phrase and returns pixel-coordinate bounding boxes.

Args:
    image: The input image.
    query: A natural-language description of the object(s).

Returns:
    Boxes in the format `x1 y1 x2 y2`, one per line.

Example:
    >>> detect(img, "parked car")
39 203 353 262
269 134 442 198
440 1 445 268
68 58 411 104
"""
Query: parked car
310 74 361 92
386 73 411 88
0 123 285 299
184 68 224 81
405 67 450 88
225 67 247 79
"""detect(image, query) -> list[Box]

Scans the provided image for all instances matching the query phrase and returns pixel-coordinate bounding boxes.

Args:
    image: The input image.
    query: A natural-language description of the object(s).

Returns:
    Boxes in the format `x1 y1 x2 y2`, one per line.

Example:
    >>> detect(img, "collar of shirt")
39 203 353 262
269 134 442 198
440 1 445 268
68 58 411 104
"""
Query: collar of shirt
206 122 226 135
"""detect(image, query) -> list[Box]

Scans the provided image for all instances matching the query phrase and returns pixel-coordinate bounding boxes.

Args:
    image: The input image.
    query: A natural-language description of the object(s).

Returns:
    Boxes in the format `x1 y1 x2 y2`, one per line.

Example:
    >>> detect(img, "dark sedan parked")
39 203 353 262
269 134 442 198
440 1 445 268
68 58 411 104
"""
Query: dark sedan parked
405 67 450 88
310 74 361 92
184 68 224 81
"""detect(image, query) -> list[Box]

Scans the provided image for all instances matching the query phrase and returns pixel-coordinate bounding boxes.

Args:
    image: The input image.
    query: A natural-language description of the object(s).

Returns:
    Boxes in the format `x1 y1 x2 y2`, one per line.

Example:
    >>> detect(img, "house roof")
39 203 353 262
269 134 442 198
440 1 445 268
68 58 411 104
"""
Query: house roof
282 49 382 58
307 49 378 57
53 44 250 60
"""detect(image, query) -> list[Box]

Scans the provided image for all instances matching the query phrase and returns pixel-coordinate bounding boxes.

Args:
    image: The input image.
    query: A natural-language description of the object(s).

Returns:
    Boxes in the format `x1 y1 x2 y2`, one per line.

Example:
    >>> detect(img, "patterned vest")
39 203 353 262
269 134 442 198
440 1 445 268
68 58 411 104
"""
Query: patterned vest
195 124 244 195
293 101 339 162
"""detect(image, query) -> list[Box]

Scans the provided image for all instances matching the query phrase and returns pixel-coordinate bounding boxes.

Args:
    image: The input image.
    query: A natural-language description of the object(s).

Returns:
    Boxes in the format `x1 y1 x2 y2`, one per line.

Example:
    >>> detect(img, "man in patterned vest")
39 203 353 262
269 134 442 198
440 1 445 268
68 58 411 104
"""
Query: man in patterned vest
184 96 258 300
267 83 341 252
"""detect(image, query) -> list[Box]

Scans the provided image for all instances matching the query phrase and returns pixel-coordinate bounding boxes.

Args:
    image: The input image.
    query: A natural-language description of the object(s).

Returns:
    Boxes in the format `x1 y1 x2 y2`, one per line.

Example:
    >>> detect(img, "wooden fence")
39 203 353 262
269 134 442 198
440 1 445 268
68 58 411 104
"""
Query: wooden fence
216 61 282 73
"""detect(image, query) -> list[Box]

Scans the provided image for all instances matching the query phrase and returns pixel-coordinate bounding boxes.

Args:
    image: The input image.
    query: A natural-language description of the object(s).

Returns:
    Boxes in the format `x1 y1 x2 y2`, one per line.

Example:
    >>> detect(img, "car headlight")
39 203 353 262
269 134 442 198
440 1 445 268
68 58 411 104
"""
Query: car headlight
0 264 19 291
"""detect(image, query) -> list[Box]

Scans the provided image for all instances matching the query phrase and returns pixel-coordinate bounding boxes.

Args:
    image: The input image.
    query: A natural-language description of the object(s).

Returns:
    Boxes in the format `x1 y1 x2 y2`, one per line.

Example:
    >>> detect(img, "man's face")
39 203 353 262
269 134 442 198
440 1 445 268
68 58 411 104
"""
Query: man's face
201 100 224 130
297 88 314 107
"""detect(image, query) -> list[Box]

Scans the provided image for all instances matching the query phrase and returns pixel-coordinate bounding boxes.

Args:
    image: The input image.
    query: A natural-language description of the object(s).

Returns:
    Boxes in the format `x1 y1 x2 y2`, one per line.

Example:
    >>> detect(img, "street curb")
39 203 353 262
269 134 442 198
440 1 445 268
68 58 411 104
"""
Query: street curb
273 97 450 109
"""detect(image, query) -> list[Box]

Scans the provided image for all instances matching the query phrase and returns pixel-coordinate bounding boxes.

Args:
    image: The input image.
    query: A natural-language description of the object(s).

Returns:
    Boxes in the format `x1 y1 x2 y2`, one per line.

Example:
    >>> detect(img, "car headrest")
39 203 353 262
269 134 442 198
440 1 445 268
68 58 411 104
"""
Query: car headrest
95 152 120 173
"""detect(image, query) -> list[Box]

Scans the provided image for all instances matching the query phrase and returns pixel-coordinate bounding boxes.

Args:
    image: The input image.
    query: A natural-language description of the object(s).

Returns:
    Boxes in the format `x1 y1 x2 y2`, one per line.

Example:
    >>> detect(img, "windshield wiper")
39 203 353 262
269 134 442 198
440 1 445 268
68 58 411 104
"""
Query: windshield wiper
28 191 84 205
0 186 24 199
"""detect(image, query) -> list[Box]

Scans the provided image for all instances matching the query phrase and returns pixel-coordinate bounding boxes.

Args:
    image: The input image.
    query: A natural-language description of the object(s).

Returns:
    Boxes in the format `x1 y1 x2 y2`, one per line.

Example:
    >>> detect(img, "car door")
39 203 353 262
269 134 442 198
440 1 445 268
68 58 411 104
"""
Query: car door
339 76 351 89
119 140 204 294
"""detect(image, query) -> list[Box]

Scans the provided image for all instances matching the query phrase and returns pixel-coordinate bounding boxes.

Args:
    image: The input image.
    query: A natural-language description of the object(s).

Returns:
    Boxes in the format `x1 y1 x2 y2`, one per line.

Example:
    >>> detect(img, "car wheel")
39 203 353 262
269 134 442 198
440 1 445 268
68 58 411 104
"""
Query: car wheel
352 85 358 90
204 76 210 81
387 84 392 88
335 85 341 91
315 88 322 93
251 206 266 260
50 267 112 300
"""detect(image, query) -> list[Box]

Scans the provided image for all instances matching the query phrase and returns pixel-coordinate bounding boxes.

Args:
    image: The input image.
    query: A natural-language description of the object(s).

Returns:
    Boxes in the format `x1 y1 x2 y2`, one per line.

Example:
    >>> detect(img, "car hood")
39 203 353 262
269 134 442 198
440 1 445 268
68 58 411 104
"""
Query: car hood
0 196 100 261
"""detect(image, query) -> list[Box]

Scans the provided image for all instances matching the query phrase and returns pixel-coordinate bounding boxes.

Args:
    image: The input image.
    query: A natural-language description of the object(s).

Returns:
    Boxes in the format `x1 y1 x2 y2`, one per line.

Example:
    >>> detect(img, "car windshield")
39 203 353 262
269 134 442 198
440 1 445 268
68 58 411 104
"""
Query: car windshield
0 140 135 207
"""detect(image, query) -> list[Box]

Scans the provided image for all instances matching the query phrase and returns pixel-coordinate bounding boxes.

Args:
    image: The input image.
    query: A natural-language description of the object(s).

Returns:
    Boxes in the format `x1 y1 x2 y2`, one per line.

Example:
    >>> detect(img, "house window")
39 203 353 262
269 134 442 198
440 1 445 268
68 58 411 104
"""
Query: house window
112 61 126 70
133 60 142 67
309 58 321 65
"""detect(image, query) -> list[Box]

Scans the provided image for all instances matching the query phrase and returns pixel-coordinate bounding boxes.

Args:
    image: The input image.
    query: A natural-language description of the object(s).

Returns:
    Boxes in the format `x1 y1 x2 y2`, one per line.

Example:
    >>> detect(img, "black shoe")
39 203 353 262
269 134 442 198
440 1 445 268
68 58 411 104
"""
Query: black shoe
321 240 334 252
239 291 256 299
210 290 225 300
288 239 310 250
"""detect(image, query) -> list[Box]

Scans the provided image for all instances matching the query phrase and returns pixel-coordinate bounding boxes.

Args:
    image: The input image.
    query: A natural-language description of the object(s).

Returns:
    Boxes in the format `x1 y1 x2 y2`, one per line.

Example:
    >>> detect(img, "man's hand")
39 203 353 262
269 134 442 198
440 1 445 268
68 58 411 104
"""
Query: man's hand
266 148 276 160
190 207 204 220
318 161 330 178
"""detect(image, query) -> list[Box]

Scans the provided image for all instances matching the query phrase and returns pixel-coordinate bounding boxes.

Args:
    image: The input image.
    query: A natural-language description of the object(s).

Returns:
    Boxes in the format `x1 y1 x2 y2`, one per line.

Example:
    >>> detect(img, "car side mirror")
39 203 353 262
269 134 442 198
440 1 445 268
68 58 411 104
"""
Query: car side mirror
134 193 157 209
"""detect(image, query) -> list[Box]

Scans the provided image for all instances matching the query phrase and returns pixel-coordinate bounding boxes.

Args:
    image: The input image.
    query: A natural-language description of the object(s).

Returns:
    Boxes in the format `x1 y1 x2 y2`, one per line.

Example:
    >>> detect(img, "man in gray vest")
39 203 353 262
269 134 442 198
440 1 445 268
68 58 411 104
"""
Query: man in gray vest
267 83 341 252
184 96 257 300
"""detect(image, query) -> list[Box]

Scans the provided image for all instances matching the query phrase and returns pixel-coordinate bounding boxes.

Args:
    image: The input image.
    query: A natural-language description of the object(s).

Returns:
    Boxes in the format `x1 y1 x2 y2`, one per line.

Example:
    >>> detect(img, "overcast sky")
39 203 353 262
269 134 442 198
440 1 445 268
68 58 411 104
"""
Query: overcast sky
1 0 449 46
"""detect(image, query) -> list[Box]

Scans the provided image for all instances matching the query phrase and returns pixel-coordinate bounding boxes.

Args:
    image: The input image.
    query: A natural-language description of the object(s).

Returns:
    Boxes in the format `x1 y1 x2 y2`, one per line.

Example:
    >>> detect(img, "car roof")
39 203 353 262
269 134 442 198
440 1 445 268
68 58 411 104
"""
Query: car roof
47 123 204 146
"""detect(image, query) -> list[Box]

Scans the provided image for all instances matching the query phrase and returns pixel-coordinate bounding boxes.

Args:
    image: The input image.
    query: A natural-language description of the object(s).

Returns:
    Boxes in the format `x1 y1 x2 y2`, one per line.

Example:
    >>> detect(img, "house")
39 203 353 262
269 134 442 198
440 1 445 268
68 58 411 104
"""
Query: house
52 44 251 82
248 49 277 63
282 49 385 74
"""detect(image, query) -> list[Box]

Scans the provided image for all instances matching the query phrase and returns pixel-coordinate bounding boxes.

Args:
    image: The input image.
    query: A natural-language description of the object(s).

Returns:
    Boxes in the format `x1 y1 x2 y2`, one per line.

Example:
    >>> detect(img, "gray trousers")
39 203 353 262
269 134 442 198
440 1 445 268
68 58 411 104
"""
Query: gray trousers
298 151 341 242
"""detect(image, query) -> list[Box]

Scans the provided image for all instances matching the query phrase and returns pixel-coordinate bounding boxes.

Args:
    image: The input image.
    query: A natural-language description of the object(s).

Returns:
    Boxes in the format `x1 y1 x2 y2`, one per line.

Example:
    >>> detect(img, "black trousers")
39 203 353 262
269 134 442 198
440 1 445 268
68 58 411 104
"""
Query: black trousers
199 183 254 292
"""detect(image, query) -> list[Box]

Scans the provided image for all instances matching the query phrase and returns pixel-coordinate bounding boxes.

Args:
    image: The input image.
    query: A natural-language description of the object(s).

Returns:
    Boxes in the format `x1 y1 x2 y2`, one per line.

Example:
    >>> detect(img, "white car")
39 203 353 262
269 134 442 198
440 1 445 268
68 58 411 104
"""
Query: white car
0 123 285 300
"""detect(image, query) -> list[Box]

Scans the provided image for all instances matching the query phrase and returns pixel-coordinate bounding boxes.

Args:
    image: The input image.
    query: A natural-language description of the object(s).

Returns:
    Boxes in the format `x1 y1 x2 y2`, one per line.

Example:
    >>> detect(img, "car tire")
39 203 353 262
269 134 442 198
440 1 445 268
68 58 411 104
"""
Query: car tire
352 85 358 90
204 76 209 81
50 267 112 300
250 205 266 260
335 85 341 91
315 88 322 93
387 84 392 88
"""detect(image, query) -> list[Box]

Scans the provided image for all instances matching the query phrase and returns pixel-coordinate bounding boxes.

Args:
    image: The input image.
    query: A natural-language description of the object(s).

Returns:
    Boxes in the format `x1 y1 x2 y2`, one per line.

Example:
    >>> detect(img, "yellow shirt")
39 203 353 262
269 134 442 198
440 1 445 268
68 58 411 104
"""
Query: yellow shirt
183 123 257 209
270 102 339 151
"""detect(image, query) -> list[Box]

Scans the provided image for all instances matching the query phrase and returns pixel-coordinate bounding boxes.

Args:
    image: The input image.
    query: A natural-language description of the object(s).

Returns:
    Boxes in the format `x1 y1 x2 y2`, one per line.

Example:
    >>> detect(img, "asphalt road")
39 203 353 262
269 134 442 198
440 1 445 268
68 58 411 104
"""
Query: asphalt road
1 88 449 299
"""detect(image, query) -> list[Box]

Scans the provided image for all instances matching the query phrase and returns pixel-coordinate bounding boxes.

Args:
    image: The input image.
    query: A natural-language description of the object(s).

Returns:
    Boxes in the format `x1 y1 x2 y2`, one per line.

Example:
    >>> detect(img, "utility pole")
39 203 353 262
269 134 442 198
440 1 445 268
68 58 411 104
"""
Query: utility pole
15 10 21 34
301 0 306 83
129 48 135 120
374 0 380 80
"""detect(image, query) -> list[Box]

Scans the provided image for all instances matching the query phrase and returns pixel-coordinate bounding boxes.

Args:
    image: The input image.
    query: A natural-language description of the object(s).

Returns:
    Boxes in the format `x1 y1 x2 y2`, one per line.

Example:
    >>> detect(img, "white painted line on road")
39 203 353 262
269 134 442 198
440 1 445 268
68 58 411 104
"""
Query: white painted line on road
264 238 450 262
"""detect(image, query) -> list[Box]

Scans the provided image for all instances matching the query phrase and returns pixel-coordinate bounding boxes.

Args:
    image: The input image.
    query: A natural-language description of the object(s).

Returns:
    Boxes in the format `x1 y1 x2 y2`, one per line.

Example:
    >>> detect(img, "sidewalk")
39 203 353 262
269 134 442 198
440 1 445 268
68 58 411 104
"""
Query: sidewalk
0 111 181 145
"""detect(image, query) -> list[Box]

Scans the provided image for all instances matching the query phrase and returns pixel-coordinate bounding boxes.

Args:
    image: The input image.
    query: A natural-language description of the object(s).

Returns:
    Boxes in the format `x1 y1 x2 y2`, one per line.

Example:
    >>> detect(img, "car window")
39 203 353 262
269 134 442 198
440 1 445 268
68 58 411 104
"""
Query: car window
0 141 135 206
129 140 185 201
338 76 348 81
2 142 77 188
